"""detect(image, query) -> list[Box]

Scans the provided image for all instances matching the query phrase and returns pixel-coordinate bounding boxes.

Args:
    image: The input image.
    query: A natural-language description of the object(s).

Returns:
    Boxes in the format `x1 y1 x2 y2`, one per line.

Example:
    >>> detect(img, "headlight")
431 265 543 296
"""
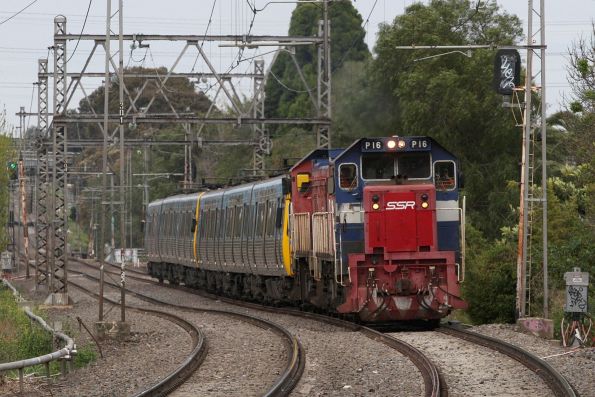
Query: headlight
397 140 406 149
421 202 429 209
372 203 380 210
386 139 396 149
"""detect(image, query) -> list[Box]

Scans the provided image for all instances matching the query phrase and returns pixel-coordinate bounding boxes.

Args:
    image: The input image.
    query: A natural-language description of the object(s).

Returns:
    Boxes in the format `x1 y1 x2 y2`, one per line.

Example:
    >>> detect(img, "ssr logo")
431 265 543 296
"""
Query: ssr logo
386 201 416 210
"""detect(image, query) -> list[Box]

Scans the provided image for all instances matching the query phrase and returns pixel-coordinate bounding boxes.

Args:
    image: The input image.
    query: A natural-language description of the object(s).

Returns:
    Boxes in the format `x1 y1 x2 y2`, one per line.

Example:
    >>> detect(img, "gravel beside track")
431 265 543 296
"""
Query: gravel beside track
74 260 426 396
10 259 592 397
74 260 427 395
3 277 193 397
391 330 554 396
471 324 595 397
71 273 294 396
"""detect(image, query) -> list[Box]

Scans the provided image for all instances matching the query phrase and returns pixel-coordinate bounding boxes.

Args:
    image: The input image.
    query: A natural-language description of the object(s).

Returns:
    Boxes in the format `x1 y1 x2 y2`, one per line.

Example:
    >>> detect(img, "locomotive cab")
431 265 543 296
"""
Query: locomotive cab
333 137 467 322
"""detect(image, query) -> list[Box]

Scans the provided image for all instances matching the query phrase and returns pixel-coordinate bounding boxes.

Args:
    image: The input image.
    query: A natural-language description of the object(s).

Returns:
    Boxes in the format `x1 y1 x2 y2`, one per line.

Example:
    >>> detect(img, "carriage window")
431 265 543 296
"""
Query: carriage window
434 161 456 191
243 204 252 237
255 202 266 237
339 163 358 190
225 207 234 237
266 201 276 236
362 153 393 180
398 152 431 179
234 205 243 238
211 209 216 238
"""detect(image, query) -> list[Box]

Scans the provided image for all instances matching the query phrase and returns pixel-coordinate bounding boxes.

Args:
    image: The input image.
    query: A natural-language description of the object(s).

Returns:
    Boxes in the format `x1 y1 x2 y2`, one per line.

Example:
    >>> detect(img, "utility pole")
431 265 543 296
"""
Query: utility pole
117 0 127 324
98 0 111 324
17 107 30 279
516 0 548 319
35 58 50 291
317 0 331 149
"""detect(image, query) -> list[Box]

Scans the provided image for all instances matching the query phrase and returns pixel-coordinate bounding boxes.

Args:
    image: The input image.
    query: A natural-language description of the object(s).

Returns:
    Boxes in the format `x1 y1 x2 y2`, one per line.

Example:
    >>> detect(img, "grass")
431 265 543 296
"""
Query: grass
0 287 98 378
0 288 53 364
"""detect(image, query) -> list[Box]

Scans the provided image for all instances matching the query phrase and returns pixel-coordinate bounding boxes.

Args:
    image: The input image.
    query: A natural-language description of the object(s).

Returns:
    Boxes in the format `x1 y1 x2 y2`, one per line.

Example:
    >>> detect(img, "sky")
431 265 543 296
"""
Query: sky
0 0 593 134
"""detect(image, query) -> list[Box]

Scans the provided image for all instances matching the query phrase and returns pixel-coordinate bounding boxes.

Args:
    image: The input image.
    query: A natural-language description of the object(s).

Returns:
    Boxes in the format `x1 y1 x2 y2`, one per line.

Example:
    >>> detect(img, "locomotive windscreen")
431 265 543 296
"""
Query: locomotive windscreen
362 152 431 180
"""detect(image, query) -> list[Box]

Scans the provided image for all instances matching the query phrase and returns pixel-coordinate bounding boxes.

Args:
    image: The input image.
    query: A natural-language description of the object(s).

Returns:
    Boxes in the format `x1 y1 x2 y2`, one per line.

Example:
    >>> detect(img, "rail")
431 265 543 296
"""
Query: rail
80 257 441 396
0 279 76 395
440 324 577 397
68 262 305 396
66 278 207 397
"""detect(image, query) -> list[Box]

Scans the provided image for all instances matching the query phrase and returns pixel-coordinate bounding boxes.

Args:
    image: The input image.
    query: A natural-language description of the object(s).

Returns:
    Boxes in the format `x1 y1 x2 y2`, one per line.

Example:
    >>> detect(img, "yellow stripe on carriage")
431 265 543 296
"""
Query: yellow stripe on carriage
282 194 293 276
193 192 206 267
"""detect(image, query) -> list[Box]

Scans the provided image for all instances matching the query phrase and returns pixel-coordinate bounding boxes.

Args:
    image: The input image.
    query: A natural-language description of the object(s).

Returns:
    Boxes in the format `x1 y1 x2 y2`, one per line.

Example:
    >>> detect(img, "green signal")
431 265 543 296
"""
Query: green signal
8 161 17 170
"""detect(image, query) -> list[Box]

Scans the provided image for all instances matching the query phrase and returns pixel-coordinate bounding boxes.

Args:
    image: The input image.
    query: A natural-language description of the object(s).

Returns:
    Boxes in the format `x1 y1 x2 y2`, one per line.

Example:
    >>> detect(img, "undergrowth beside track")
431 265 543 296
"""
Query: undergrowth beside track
0 287 97 377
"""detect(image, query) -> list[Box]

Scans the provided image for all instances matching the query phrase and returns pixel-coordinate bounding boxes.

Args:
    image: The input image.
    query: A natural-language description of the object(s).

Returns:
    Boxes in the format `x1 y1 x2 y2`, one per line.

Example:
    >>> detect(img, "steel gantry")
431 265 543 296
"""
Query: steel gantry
28 3 334 307
35 58 50 290
47 15 70 305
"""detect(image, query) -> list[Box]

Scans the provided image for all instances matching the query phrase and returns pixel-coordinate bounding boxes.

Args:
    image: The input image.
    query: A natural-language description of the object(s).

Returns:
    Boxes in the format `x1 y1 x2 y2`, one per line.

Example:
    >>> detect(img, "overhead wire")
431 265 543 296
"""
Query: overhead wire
66 0 93 64
333 0 380 73
26 84 35 131
190 0 218 73
268 71 310 93
0 0 40 26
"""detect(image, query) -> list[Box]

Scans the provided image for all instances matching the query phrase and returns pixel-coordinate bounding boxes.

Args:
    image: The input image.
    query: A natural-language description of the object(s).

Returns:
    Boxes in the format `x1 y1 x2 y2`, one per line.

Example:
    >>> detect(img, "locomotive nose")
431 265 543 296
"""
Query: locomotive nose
363 184 436 255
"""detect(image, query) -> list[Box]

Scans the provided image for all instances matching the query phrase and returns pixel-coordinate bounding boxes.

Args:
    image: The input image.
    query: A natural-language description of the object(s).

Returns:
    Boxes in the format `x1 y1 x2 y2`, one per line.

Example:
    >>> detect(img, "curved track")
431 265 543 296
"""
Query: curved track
56 279 208 397
438 324 578 397
82 258 446 397
68 263 305 397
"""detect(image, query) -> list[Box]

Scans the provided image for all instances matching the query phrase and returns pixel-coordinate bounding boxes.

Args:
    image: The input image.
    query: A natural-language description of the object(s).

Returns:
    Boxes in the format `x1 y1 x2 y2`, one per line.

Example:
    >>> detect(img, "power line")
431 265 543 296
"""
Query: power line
191 0 218 73
0 0 40 26
66 0 93 64
333 0 379 73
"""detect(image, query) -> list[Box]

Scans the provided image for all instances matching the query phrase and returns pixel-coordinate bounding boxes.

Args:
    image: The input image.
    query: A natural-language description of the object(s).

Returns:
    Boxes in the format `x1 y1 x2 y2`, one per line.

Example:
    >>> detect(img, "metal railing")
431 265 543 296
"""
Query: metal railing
0 279 76 395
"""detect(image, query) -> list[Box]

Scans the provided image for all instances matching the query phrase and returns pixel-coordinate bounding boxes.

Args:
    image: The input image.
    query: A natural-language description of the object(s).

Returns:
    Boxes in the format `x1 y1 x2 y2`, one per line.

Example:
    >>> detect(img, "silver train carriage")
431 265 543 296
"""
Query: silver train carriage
145 177 292 284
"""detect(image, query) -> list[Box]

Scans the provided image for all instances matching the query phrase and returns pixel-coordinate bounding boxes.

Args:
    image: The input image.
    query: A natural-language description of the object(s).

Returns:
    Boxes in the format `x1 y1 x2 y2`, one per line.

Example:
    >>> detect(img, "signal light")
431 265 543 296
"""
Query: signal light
7 161 18 180
387 139 396 149
397 140 407 149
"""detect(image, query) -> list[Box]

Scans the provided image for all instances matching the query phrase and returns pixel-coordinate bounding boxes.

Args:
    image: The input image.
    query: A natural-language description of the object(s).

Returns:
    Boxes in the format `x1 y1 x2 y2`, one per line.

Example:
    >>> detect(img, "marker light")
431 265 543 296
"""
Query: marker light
372 203 380 210
386 139 396 149
421 202 429 209
397 140 407 149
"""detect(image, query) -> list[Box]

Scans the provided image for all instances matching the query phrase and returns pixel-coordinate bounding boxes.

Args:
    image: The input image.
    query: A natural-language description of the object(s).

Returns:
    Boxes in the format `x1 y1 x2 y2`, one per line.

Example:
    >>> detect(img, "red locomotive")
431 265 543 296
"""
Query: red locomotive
146 136 467 324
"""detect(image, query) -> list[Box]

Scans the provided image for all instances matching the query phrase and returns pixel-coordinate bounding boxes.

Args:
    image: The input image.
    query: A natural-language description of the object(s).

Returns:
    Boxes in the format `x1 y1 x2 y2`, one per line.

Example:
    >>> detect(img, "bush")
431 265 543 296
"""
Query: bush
0 289 53 363
462 224 517 324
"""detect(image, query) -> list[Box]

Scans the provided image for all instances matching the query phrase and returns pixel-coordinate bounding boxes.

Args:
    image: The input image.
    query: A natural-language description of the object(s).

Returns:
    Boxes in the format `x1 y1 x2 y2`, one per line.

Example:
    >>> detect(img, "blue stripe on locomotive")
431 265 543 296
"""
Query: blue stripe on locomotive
331 137 461 264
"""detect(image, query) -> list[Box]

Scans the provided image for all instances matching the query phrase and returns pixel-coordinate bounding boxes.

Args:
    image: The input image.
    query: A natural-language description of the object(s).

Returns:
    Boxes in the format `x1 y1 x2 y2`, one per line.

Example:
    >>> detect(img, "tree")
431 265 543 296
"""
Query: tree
265 1 370 119
69 67 215 248
371 0 523 239
0 135 14 251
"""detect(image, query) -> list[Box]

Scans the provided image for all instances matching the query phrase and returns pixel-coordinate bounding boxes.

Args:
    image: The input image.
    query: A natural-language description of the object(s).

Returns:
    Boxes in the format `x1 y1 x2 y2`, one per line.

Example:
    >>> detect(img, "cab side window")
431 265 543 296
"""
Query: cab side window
434 161 456 191
339 163 357 191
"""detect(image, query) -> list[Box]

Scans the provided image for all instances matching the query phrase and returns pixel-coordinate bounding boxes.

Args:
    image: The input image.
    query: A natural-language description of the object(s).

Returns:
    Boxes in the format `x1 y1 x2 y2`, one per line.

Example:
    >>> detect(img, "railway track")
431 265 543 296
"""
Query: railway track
437 325 578 397
67 262 305 397
67 279 208 397
76 258 446 397
97 258 580 397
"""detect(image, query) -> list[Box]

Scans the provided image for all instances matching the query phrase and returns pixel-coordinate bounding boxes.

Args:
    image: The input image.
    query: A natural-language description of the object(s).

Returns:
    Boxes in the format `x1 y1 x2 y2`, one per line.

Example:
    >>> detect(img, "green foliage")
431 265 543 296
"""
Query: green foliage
69 220 90 253
68 67 214 248
0 289 53 363
462 224 517 324
569 101 584 113
0 135 15 251
265 1 369 120
74 344 97 368
371 0 523 239
577 58 590 78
